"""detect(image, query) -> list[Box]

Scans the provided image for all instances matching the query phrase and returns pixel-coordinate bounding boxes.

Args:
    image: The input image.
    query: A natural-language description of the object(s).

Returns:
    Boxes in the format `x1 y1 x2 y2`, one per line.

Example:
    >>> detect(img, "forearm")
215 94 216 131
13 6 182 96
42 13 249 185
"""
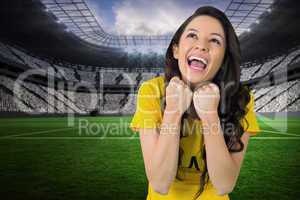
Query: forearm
148 109 181 193
202 114 238 194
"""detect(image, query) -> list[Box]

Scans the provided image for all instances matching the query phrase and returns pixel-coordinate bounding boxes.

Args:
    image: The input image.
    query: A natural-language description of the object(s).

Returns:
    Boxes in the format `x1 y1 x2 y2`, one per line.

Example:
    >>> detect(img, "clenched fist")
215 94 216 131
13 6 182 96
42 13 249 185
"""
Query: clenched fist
193 82 220 120
165 76 193 116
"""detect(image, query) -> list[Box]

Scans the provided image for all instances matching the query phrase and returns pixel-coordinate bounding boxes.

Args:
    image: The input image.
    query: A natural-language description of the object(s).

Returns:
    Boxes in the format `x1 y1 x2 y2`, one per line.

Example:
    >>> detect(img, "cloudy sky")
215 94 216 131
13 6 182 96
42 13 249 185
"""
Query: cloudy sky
85 0 231 35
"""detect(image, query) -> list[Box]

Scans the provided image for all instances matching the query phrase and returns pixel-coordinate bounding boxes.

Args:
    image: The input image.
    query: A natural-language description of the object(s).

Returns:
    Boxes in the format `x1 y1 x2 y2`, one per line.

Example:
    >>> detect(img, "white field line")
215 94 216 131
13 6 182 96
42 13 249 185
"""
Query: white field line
0 127 299 140
251 137 300 140
0 127 77 138
0 136 300 140
260 129 299 137
0 136 139 140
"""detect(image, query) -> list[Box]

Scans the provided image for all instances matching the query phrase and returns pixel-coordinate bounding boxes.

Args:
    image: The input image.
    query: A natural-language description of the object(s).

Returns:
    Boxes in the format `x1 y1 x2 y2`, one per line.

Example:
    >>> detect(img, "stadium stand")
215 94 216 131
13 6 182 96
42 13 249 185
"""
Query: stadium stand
253 80 299 112
0 42 24 64
0 40 299 115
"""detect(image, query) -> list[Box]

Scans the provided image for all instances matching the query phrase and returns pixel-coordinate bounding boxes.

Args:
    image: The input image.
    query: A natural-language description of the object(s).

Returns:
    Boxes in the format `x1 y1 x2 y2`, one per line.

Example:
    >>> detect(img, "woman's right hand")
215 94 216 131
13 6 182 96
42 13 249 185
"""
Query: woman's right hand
165 76 193 116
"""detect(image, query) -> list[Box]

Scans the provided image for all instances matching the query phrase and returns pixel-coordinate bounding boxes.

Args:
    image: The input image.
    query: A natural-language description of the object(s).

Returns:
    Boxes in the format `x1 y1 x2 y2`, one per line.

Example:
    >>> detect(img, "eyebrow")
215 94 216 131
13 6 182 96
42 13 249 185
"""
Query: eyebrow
186 28 225 41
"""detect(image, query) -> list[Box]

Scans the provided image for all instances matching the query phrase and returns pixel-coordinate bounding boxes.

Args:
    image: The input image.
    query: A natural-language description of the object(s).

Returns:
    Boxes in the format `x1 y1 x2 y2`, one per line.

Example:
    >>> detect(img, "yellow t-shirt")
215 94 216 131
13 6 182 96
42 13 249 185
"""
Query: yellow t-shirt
130 76 260 200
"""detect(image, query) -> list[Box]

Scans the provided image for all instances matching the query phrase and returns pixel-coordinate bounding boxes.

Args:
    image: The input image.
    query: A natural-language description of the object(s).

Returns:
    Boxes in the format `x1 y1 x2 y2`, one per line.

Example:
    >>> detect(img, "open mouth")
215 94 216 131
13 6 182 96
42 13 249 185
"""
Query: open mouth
187 56 208 72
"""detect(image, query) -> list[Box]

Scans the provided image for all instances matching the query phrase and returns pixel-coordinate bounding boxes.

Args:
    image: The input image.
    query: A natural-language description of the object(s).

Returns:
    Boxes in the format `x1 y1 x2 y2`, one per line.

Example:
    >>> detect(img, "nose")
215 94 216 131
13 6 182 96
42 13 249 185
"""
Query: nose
200 46 209 52
195 39 209 52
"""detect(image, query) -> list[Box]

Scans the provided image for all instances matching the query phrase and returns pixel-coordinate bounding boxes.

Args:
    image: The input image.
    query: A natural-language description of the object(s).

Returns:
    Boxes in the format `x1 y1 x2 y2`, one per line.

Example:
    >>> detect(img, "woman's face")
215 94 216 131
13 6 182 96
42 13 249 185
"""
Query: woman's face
173 15 226 88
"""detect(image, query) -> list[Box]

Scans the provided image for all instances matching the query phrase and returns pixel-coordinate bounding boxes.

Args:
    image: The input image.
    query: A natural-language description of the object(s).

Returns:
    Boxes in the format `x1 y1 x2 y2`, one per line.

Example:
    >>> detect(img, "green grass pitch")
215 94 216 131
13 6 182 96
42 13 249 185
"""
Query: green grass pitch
0 115 299 200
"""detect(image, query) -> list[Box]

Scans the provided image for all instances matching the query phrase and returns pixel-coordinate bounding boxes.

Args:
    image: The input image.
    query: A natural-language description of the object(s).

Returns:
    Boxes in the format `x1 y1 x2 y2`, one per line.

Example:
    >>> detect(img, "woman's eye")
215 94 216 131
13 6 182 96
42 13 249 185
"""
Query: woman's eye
211 38 221 45
187 33 198 39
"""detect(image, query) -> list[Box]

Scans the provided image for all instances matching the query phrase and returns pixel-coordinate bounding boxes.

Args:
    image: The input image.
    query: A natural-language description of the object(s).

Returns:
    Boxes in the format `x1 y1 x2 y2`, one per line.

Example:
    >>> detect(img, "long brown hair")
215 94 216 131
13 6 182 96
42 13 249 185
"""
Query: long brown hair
163 6 251 198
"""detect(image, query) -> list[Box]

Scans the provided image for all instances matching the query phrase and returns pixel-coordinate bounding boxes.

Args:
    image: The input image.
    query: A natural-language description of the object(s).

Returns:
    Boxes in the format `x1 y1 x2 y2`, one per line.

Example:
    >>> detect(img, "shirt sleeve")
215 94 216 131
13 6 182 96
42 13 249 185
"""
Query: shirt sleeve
129 81 163 132
241 91 261 136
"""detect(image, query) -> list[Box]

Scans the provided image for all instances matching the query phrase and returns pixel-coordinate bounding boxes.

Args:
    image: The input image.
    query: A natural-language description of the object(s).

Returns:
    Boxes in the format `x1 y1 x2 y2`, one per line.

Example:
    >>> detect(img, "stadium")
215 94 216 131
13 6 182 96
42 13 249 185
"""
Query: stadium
0 0 299 199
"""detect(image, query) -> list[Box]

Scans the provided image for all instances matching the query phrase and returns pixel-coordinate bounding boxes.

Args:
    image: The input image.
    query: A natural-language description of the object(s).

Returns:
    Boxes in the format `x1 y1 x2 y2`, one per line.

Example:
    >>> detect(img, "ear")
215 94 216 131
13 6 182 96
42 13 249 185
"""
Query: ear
172 44 179 59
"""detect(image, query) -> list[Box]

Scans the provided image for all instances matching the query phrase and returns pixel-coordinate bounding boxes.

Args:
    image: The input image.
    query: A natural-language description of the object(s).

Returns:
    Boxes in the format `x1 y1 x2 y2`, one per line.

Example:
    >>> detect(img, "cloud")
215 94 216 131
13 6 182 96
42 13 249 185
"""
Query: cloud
112 0 194 35
86 0 232 35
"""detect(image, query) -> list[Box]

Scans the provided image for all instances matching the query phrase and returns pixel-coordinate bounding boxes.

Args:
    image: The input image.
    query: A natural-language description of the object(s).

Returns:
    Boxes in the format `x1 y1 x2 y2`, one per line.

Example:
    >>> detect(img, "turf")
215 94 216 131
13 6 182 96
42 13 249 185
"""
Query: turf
0 116 299 200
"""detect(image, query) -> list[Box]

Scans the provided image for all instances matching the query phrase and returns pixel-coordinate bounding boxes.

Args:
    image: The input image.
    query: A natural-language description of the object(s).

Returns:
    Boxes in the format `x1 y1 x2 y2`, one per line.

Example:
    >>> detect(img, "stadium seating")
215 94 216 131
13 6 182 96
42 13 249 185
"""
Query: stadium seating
253 80 299 112
0 42 24 64
0 41 299 115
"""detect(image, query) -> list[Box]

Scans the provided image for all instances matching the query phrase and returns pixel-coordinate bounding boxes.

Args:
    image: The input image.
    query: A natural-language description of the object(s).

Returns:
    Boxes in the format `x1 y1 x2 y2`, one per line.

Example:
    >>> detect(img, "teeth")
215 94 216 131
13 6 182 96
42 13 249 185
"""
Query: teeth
188 56 208 65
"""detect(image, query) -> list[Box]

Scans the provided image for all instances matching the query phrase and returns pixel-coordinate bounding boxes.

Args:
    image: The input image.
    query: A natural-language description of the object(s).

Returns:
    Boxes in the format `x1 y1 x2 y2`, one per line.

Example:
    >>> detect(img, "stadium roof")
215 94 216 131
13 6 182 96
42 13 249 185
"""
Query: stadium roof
0 0 299 66
225 0 273 35
40 0 273 48
240 0 300 62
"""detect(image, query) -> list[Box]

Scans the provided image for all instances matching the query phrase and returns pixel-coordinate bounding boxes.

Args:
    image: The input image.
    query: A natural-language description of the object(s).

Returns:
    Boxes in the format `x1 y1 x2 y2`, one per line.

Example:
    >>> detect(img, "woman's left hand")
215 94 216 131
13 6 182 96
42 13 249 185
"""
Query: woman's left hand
193 82 220 120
